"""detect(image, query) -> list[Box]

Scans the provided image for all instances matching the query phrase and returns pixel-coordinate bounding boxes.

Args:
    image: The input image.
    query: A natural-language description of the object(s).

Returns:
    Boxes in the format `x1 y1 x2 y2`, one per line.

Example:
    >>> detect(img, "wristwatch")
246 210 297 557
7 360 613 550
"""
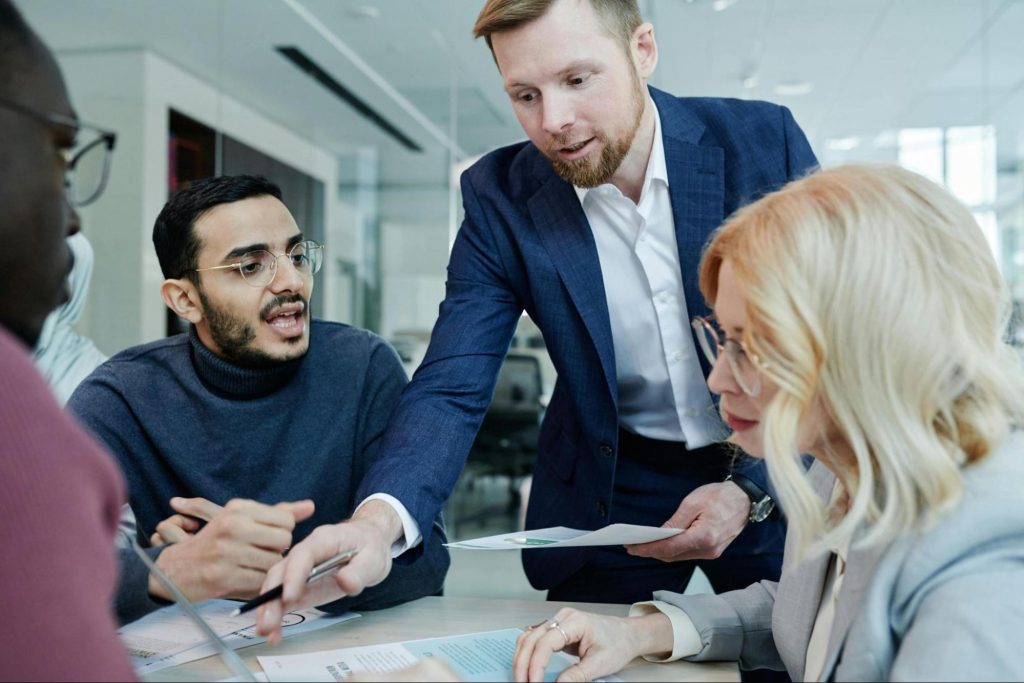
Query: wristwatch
725 472 775 523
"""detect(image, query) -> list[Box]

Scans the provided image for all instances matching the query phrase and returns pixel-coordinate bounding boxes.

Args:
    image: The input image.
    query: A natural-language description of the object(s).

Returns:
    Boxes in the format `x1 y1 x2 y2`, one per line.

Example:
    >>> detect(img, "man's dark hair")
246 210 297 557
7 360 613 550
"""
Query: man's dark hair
152 174 283 280
0 0 38 92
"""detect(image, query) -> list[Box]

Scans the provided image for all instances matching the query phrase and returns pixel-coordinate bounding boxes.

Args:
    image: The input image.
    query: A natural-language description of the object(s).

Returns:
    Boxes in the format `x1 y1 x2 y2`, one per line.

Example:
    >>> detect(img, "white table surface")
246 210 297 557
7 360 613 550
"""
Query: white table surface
143 595 739 682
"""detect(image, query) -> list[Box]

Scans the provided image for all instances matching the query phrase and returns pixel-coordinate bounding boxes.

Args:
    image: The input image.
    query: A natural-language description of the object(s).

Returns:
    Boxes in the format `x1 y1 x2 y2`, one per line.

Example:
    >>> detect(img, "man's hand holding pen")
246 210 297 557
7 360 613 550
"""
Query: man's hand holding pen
256 498 401 644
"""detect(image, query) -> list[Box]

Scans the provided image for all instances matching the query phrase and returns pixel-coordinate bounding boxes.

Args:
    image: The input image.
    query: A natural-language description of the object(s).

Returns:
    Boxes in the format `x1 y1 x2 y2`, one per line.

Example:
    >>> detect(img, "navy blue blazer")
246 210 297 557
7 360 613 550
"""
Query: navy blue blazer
359 87 818 587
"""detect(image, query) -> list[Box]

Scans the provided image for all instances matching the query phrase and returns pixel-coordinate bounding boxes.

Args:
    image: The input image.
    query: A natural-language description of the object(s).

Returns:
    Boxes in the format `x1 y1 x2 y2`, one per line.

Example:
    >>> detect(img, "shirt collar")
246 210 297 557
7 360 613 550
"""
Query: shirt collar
573 97 668 206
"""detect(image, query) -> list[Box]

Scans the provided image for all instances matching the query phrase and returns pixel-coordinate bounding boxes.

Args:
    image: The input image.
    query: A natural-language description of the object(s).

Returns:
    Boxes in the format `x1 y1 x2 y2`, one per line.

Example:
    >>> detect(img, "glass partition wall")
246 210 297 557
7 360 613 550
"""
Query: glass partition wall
17 0 1024 355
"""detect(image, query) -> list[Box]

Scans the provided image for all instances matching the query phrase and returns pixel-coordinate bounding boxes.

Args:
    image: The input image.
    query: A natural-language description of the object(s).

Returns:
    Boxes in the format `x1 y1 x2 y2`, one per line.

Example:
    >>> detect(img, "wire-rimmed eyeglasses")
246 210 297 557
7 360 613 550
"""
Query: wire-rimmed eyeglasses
0 95 117 207
691 315 765 396
193 240 325 288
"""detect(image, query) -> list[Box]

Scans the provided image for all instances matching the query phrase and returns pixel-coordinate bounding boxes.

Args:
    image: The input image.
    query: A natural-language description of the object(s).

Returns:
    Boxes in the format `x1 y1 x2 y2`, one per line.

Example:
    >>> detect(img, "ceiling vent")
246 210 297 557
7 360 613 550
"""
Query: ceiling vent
276 45 422 153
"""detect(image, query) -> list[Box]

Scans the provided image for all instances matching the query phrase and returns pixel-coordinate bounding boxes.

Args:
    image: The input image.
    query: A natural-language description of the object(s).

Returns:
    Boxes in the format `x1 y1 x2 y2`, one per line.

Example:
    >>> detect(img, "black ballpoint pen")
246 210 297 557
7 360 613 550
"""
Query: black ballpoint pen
230 548 358 617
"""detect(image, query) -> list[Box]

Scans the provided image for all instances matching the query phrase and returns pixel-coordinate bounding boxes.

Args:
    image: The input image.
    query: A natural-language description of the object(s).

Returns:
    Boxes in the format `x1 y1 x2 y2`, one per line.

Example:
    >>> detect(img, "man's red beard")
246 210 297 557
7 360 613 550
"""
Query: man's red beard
544 69 646 188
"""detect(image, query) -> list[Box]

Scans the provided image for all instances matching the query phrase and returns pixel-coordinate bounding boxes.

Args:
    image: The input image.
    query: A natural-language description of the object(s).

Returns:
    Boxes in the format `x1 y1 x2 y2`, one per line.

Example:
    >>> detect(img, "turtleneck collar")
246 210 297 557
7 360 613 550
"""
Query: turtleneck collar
188 325 303 398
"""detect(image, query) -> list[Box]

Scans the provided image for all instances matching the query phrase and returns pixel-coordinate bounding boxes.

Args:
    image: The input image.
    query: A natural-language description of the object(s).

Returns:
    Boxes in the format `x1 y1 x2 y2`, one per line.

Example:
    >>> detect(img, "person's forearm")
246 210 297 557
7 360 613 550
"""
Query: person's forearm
352 498 404 546
631 613 675 659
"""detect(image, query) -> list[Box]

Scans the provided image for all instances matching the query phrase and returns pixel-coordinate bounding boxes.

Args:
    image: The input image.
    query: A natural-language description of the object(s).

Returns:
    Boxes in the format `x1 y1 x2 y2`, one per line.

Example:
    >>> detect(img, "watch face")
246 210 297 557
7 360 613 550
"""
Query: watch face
750 498 775 523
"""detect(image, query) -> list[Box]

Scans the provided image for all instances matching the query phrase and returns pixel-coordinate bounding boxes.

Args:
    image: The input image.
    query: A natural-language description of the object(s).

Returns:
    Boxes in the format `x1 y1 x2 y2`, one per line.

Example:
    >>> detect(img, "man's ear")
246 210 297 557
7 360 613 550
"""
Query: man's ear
632 22 658 80
160 278 204 324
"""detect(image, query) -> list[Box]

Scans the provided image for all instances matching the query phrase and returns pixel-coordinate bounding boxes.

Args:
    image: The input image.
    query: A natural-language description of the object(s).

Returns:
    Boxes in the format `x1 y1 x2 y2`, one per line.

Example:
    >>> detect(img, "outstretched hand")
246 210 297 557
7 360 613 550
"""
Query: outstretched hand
256 499 402 645
625 481 750 562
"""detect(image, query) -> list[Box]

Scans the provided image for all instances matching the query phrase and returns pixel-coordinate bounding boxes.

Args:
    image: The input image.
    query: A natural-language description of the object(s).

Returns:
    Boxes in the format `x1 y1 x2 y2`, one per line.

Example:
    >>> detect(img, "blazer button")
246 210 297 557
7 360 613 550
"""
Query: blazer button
599 444 613 457
596 501 607 517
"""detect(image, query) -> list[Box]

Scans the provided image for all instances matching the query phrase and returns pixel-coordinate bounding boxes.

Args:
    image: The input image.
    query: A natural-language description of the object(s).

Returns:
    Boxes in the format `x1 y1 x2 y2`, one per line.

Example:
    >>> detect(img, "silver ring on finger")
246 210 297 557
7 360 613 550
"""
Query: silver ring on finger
526 619 548 632
548 620 569 648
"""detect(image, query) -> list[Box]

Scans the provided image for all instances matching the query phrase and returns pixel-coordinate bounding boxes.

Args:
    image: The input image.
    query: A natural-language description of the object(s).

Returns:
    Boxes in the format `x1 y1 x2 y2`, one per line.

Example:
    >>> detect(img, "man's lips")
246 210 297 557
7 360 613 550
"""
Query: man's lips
267 313 301 329
724 411 758 432
264 301 306 330
556 137 597 160
263 301 304 322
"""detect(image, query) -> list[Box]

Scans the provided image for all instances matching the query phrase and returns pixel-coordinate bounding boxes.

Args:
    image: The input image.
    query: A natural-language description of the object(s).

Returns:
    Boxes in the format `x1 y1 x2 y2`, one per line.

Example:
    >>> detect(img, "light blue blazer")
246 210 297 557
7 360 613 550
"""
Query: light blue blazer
657 432 1024 681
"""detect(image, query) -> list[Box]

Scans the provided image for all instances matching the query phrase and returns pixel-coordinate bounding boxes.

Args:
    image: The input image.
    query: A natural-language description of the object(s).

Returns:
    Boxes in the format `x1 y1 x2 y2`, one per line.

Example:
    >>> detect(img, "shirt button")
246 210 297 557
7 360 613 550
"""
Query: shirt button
660 292 673 303
599 444 613 457
672 351 684 362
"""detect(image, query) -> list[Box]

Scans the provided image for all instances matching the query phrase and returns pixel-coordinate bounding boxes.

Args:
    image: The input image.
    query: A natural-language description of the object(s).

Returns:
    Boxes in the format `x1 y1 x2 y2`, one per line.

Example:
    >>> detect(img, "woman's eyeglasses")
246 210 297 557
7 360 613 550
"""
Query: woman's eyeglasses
691 315 765 396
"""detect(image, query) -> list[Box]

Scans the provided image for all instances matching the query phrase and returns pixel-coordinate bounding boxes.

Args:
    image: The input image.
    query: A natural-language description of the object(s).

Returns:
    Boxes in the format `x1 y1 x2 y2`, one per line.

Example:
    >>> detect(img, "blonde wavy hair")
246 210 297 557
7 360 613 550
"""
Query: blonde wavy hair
699 163 1024 558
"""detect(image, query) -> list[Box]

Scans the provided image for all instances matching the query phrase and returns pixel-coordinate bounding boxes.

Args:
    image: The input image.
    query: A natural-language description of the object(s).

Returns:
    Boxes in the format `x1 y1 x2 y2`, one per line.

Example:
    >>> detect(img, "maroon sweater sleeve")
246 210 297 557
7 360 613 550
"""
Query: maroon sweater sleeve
0 328 135 681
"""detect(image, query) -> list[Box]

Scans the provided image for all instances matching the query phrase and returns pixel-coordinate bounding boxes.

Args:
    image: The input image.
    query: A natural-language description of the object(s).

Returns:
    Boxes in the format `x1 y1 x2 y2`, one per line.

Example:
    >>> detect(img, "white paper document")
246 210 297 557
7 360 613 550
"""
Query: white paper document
120 599 360 675
257 628 621 682
445 523 682 550
217 673 269 682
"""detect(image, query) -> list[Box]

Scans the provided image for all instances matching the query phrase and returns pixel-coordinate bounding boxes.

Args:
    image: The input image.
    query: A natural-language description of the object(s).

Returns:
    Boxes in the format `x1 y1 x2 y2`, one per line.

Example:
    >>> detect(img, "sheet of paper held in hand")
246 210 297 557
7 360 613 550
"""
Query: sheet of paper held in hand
120 599 360 674
445 523 683 550
257 628 622 682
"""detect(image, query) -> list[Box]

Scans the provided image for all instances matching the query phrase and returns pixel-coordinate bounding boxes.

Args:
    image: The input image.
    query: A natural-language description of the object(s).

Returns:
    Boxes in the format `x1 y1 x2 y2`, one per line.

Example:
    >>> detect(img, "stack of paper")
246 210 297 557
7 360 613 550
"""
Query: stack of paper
445 523 682 550
119 599 359 675
257 628 621 682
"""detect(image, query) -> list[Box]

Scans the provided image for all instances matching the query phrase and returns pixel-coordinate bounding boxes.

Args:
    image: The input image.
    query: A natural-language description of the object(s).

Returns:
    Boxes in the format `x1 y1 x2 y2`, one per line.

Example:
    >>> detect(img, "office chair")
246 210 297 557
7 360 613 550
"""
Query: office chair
453 353 544 532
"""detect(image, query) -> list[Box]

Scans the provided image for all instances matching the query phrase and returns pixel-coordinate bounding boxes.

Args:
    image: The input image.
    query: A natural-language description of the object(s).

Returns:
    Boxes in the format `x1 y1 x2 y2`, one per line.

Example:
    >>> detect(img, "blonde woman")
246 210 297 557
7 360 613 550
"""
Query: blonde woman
512 164 1024 682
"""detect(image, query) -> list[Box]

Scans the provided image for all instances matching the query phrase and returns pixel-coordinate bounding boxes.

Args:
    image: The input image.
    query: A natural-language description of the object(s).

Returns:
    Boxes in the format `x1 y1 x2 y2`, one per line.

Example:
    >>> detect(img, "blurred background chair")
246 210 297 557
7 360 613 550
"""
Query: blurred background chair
449 353 544 534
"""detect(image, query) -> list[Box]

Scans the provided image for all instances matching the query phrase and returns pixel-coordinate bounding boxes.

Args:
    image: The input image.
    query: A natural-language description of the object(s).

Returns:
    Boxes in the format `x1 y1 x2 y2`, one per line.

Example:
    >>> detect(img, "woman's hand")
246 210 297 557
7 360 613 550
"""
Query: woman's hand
512 608 673 682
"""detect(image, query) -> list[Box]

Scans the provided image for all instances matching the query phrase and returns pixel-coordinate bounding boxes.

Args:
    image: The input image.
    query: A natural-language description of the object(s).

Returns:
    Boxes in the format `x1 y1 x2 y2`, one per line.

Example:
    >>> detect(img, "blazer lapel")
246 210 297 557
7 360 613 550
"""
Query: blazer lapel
819 536 886 681
653 89 724 375
526 88 724 408
781 552 831 682
664 140 723 314
779 463 839 681
528 165 618 406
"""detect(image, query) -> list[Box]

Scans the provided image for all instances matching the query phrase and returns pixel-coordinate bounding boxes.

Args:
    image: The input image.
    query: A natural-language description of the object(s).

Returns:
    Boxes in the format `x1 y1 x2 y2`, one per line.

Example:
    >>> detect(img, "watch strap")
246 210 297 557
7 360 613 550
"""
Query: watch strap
725 472 773 522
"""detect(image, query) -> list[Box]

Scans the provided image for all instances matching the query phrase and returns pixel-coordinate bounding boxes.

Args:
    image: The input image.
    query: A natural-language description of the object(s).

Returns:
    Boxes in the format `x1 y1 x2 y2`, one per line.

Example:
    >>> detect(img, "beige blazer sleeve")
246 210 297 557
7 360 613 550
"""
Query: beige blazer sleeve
651 463 837 677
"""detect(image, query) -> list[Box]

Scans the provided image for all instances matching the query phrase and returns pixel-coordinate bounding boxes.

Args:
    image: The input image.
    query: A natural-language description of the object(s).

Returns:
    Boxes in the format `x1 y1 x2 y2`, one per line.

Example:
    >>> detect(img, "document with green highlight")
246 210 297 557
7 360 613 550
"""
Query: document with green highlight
444 524 682 550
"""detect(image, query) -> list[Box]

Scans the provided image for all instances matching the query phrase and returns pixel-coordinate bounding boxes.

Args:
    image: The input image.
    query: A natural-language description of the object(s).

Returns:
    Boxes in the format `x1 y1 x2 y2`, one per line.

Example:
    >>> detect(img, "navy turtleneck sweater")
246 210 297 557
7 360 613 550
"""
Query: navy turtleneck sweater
69 320 448 624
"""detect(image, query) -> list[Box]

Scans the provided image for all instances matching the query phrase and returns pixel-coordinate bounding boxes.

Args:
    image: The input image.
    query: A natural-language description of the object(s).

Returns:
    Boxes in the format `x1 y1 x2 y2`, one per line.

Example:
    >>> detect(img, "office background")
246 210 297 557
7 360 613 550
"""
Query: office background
17 0 1024 599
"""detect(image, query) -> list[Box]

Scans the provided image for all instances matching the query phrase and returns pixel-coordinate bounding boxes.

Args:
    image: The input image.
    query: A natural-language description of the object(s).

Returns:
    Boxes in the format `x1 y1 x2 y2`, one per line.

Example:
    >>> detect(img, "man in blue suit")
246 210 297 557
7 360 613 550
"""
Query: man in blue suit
257 0 818 637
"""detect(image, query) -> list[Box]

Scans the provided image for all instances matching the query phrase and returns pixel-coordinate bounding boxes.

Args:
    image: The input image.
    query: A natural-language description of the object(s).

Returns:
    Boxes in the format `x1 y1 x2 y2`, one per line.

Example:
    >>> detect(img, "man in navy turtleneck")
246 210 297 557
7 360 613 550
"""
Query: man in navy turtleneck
69 175 449 624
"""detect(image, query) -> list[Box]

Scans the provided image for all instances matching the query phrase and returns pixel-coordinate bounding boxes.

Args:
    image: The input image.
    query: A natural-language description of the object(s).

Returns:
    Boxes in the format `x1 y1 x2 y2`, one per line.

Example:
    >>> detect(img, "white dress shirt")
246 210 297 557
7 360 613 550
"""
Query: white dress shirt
356 493 422 556
574 100 723 446
374 100 727 554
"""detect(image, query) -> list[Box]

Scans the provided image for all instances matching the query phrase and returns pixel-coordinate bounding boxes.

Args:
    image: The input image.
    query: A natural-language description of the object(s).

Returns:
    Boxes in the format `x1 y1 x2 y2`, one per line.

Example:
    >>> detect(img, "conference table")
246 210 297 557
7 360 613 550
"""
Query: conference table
143 595 740 682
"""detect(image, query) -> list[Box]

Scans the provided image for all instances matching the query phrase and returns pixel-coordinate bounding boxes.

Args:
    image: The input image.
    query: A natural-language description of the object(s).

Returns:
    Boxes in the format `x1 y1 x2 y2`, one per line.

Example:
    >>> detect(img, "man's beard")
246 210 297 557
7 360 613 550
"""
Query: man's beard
196 287 308 368
546 68 646 188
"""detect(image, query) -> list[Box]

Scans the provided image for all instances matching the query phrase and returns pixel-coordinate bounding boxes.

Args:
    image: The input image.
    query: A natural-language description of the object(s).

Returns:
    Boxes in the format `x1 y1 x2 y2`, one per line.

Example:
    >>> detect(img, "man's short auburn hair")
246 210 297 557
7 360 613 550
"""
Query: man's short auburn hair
473 0 643 54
